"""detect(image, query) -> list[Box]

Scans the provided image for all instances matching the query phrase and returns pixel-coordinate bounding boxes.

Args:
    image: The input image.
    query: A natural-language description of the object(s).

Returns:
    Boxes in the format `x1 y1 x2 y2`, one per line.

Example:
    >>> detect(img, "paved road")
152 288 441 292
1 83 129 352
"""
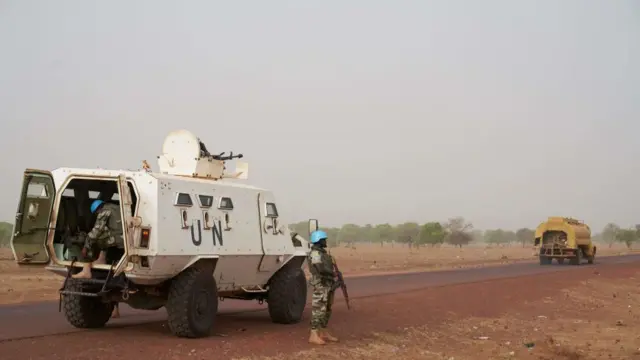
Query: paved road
1 254 639 342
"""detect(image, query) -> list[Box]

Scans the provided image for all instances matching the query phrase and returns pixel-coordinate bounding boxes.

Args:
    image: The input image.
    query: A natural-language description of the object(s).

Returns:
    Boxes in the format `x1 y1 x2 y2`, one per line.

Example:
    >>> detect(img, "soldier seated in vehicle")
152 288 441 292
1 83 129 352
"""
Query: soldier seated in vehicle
72 199 125 279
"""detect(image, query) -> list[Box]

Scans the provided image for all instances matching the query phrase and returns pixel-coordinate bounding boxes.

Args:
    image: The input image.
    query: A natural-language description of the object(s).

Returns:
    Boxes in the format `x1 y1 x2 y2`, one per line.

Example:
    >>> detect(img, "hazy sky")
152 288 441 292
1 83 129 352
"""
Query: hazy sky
0 1 638 231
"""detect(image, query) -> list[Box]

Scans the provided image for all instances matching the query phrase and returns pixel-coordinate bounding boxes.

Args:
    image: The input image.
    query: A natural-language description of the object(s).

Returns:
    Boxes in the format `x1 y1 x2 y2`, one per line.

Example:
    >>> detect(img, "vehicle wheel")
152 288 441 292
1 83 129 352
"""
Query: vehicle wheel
556 258 565 265
570 248 583 265
587 246 596 264
539 256 552 265
267 265 308 324
62 281 114 329
166 267 218 338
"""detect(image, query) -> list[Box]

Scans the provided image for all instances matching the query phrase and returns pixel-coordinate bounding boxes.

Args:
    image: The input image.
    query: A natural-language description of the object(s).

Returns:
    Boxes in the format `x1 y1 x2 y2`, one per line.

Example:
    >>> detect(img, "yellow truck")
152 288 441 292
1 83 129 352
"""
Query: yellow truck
534 216 596 265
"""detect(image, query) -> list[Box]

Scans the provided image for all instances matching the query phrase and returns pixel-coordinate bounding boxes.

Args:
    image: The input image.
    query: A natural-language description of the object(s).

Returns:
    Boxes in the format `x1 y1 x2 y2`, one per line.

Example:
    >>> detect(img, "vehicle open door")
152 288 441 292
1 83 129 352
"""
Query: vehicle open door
11 169 56 265
114 174 140 275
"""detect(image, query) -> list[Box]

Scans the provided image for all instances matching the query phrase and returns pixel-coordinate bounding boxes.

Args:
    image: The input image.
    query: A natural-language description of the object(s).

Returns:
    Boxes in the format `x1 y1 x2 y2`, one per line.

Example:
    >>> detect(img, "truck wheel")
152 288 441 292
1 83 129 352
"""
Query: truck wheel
62 281 114 329
166 267 218 338
587 246 596 264
267 265 307 324
539 256 552 265
570 248 583 265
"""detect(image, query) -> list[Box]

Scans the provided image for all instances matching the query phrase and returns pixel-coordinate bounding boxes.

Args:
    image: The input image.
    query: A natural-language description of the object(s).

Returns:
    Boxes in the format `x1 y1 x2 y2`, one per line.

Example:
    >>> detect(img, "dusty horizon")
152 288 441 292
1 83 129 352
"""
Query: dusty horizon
1 1 638 232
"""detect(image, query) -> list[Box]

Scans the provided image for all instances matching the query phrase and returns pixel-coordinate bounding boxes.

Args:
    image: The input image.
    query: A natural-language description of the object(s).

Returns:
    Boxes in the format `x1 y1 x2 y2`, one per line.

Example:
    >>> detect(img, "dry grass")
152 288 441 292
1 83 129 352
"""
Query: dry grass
0 244 635 305
328 242 634 276
234 274 640 360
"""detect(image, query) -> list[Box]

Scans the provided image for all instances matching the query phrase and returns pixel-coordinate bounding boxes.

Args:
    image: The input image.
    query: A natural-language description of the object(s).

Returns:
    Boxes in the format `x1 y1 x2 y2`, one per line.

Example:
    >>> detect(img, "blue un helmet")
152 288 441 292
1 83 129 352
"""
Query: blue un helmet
310 230 328 244
90 199 104 214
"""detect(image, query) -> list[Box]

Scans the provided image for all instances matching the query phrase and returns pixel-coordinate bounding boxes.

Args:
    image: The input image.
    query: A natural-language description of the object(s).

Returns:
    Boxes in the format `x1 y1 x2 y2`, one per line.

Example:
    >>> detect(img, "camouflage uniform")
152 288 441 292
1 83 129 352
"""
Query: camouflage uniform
82 202 124 260
307 244 336 330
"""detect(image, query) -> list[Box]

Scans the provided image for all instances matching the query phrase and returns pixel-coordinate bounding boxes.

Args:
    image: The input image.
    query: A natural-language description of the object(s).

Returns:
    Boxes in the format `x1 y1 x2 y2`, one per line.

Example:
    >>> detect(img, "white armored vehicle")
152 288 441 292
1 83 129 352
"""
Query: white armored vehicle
10 129 318 338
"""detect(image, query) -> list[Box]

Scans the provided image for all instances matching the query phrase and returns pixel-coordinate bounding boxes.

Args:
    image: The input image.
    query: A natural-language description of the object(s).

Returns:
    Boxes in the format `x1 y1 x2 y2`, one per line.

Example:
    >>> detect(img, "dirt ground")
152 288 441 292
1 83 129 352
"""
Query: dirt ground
1 259 638 360
328 243 635 276
238 269 640 360
0 244 635 305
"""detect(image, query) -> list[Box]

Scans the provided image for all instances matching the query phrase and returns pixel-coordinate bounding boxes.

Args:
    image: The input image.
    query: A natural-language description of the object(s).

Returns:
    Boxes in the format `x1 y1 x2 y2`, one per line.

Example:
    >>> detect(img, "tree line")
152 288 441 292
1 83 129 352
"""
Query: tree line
1 219 639 249
289 218 640 249
289 217 537 248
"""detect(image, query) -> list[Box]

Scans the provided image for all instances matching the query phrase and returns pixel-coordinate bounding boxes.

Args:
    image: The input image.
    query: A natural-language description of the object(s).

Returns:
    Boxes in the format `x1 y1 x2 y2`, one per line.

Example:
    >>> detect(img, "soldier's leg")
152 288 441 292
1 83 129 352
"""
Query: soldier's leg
309 286 328 345
320 289 339 342
112 302 120 318
94 237 117 265
72 244 100 279
93 250 107 265
325 289 335 324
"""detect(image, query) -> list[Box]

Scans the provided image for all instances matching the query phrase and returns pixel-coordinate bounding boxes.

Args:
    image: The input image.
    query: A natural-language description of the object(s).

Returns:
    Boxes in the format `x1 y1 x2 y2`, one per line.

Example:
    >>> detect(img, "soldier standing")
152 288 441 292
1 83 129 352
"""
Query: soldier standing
307 230 340 345
72 199 124 279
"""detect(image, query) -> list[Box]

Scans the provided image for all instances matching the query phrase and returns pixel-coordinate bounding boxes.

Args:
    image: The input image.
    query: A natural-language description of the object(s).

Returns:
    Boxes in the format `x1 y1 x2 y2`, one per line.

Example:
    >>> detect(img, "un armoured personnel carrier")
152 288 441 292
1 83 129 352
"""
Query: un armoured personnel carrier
10 129 319 338
534 216 596 266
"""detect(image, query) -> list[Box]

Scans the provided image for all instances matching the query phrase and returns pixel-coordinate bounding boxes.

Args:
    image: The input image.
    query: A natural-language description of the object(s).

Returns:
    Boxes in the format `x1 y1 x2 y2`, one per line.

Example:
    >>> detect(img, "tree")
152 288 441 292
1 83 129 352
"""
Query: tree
395 222 421 248
602 223 620 248
325 227 340 246
337 224 361 246
503 230 517 245
374 223 394 247
484 229 508 246
418 222 447 247
361 224 374 243
470 229 484 243
444 217 474 248
445 216 473 233
515 228 535 248
615 228 638 250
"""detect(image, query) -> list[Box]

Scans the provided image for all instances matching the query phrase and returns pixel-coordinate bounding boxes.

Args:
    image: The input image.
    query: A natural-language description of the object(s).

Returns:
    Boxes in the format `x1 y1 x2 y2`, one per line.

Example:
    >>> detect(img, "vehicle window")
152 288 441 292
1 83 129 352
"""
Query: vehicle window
27 183 49 198
266 202 278 217
176 193 193 206
218 197 234 210
198 195 213 208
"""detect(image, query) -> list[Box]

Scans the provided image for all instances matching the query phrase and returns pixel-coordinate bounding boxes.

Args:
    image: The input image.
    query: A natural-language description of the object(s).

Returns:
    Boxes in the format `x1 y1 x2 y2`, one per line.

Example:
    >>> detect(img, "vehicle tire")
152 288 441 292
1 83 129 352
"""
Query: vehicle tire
556 258 565 265
62 281 114 329
166 267 218 338
570 248 583 265
539 256 552 265
587 247 596 264
267 265 308 324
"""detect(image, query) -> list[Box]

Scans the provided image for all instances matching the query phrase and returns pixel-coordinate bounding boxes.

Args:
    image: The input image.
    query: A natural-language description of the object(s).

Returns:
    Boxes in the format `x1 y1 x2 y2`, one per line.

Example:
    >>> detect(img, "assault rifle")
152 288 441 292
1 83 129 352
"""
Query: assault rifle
331 259 351 310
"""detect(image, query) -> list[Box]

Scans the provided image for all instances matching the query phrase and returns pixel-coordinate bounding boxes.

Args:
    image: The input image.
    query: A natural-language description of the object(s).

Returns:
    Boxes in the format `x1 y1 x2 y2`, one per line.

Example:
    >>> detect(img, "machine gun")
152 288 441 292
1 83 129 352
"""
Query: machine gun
198 139 243 161
211 151 244 161
331 259 351 310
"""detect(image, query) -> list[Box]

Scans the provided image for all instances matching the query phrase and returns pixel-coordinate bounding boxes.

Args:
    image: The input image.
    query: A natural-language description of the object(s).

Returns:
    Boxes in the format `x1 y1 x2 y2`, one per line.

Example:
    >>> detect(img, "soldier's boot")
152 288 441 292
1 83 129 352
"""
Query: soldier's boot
71 263 92 279
112 304 120 318
308 330 326 345
320 329 339 342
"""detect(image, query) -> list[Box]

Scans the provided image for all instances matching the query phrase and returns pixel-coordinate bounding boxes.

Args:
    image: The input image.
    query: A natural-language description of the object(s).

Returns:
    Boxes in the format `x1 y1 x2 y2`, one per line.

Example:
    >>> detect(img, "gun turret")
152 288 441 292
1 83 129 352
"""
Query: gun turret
158 129 249 180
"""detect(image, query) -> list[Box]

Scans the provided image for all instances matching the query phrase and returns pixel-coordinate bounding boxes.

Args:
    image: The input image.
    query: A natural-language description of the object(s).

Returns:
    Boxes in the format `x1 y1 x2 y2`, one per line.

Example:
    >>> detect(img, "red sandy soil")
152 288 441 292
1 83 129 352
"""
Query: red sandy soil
0 259 638 360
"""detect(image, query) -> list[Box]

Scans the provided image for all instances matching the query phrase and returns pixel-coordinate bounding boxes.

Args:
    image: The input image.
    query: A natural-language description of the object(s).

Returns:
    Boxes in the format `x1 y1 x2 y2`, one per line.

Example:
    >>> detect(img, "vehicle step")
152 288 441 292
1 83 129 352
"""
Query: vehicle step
60 290 101 297
68 278 107 285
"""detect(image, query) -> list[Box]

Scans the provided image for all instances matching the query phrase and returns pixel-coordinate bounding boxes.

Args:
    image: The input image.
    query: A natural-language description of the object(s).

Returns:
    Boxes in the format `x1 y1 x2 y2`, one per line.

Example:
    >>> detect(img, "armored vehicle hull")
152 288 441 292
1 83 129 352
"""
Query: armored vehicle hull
10 130 316 338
